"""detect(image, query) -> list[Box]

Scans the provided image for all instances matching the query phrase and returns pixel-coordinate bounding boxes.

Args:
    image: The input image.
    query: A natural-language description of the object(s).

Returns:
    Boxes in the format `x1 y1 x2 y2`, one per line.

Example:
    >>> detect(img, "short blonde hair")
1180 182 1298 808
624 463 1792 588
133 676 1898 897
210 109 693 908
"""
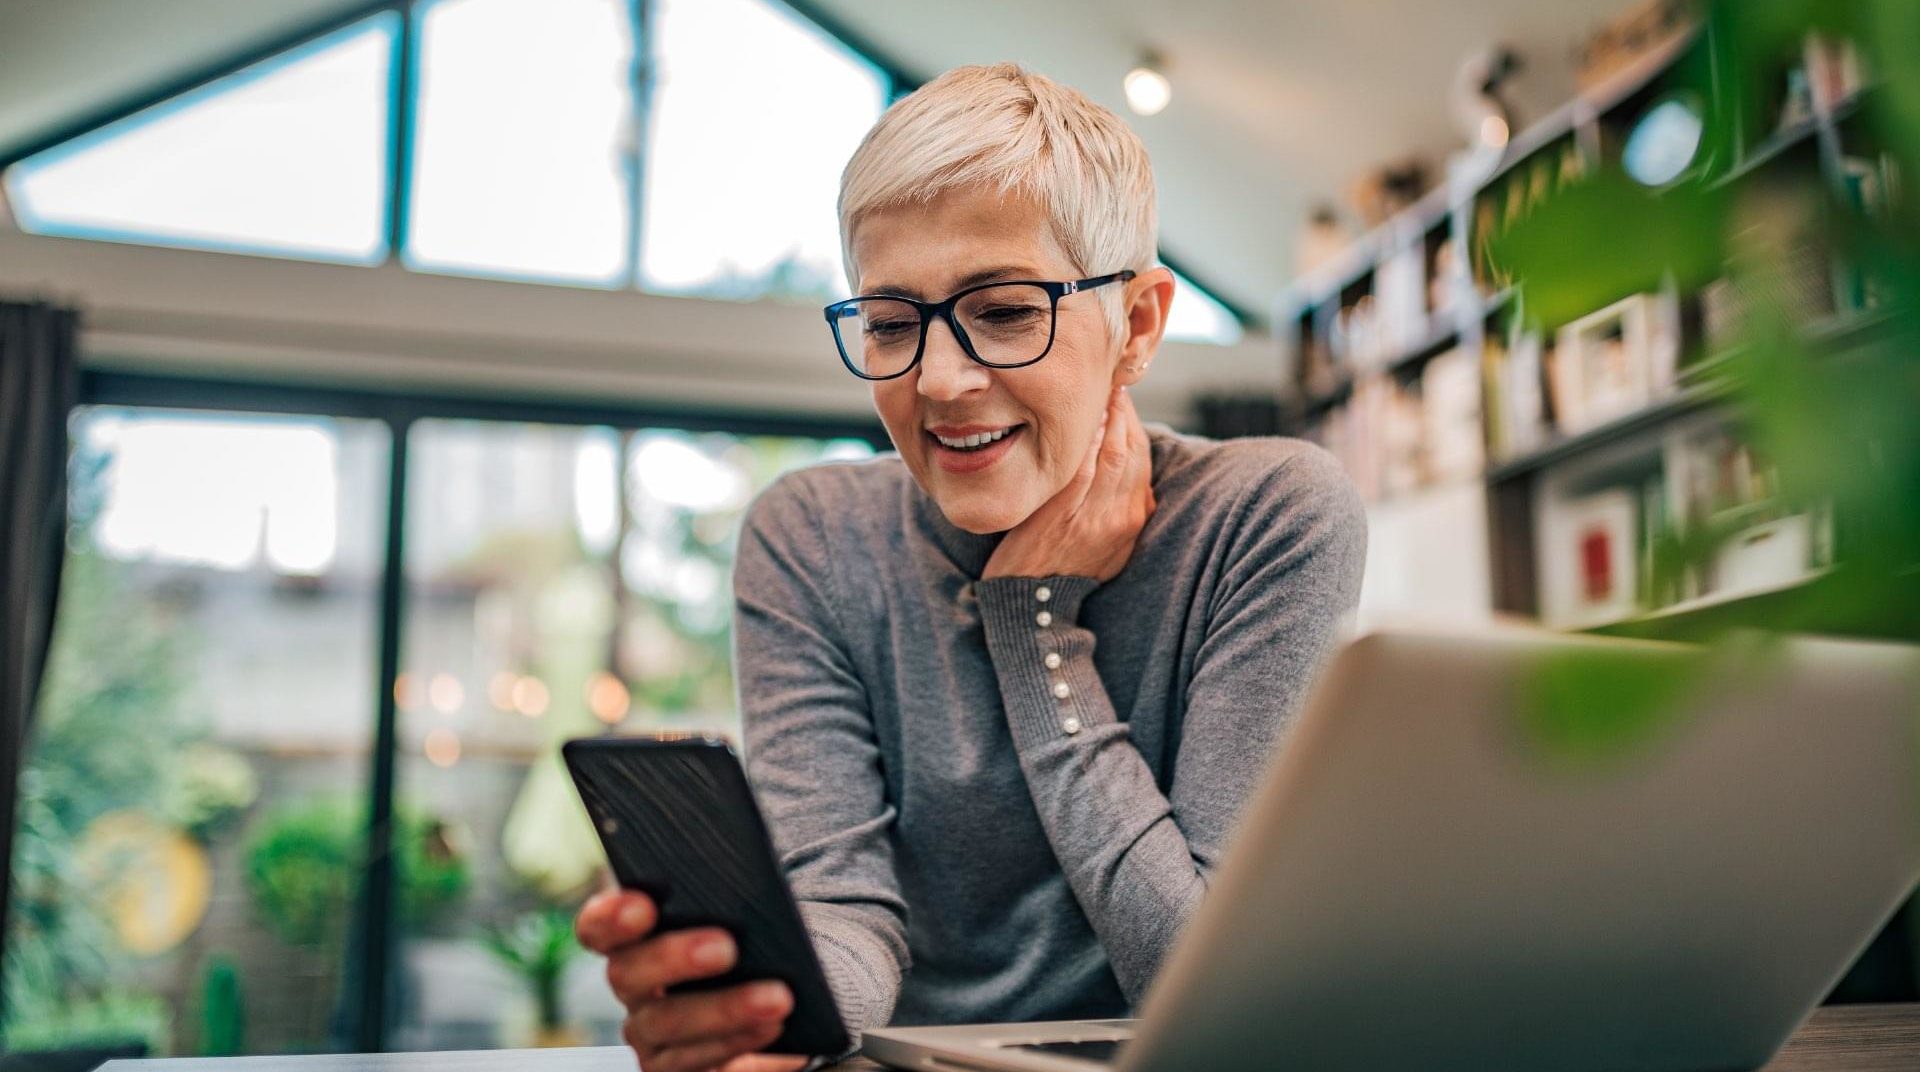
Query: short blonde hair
838 63 1158 337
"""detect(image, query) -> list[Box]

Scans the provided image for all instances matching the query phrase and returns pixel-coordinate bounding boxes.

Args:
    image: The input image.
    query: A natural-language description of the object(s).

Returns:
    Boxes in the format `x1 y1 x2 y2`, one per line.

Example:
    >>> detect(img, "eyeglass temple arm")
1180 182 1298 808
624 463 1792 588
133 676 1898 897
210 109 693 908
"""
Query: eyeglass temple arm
1062 269 1138 295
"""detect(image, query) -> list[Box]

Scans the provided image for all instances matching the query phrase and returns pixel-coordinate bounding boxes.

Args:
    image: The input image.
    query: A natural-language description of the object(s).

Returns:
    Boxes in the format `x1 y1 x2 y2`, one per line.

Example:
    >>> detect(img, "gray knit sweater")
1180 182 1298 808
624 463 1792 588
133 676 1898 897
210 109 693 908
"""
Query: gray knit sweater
733 424 1366 1040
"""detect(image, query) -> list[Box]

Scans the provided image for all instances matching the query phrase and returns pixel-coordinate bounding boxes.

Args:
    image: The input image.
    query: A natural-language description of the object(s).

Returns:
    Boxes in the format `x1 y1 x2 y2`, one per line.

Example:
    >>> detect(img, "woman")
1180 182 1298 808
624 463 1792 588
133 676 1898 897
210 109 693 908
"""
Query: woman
577 63 1366 1072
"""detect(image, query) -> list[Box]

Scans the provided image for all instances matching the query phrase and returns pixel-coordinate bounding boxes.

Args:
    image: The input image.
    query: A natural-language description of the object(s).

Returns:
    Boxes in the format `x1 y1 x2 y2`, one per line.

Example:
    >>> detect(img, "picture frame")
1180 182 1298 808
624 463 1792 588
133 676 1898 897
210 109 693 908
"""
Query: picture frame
1540 487 1640 629
1551 291 1678 434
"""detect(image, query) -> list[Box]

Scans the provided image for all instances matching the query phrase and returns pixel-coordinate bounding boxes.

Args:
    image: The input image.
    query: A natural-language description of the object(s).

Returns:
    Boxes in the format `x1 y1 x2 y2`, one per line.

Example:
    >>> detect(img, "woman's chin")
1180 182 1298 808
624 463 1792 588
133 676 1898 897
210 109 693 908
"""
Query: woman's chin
937 493 1032 535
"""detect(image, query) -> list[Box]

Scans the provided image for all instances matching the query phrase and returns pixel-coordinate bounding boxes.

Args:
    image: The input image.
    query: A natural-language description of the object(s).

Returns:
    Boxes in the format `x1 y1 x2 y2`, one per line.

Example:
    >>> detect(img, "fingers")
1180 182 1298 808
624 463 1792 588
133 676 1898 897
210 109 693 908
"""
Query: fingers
1089 386 1142 504
720 1054 813 1072
647 1024 785 1072
631 981 791 1046
621 981 793 1072
576 889 657 955
1121 388 1154 511
606 927 739 1005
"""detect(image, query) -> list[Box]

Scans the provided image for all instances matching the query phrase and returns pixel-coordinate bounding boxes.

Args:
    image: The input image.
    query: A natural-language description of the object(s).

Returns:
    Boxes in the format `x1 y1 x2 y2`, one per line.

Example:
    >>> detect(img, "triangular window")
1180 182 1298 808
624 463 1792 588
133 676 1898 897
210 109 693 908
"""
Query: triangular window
4 15 397 264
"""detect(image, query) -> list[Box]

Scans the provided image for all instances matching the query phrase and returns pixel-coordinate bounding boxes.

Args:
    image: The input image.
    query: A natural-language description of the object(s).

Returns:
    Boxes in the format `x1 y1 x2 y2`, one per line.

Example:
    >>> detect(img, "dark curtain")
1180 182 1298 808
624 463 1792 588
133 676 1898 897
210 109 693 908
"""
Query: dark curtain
0 299 80 1006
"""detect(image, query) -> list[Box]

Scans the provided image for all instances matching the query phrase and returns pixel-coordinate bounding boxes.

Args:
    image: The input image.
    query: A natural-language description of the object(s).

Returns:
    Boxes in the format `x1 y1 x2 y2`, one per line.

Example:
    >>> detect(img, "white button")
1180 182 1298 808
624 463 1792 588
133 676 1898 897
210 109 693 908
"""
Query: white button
1052 681 1071 700
1063 717 1083 735
1043 652 1062 670
1035 610 1053 627
1036 586 1052 603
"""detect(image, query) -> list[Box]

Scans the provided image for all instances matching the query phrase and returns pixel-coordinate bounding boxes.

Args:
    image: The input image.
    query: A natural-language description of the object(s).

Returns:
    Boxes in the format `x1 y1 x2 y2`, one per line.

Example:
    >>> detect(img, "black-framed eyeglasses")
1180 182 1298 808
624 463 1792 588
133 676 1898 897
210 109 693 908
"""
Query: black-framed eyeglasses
823 270 1137 381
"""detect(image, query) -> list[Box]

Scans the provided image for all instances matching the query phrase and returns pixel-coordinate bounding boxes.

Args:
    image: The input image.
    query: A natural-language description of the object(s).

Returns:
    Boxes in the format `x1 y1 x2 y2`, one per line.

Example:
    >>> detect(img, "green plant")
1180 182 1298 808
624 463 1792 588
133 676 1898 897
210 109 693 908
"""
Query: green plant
243 797 471 950
200 956 245 1057
1490 0 1919 655
0 988 170 1055
479 908 582 1031
3 444 200 1048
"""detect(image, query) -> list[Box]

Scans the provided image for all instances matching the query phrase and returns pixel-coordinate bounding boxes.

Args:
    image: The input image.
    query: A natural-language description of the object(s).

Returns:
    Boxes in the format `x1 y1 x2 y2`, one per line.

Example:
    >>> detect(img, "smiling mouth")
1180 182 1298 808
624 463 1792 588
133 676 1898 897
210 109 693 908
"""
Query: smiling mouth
929 425 1023 452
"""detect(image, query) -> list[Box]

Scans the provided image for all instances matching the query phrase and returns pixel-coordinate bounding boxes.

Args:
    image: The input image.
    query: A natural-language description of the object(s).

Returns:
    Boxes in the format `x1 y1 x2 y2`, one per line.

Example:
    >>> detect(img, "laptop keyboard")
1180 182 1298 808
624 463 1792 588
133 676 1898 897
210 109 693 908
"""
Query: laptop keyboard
1012 1038 1128 1064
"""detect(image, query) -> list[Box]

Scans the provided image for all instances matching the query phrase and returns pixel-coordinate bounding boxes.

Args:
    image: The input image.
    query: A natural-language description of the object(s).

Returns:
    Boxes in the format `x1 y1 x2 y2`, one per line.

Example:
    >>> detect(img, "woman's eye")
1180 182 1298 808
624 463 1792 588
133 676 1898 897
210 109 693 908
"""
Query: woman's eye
980 305 1044 324
866 319 915 338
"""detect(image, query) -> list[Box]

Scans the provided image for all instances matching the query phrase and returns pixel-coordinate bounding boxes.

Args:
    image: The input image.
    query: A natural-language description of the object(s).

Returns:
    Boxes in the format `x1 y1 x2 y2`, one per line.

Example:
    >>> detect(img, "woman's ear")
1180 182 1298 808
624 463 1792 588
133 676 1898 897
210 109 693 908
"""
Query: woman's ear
1114 266 1175 388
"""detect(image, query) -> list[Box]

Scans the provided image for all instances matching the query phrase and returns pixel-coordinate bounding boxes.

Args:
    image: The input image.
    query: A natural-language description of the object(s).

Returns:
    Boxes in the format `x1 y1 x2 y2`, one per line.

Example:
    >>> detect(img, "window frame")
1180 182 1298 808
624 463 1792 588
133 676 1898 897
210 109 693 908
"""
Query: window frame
0 0 1259 329
58 369 887 1053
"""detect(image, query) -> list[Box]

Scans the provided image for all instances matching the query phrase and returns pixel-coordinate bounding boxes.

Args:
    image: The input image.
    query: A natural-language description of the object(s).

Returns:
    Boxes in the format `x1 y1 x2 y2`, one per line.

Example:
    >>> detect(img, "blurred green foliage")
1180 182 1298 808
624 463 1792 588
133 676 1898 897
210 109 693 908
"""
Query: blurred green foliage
1488 0 1918 777
200 956 244 1057
1518 646 1708 766
2 447 196 1053
1493 0 1918 647
479 908 581 1031
243 797 470 949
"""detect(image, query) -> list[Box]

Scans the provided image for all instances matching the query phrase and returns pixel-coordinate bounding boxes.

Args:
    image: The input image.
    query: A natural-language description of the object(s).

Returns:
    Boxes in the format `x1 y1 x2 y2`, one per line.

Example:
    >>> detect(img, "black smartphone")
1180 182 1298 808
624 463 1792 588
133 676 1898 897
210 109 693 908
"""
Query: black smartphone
562 734 849 1059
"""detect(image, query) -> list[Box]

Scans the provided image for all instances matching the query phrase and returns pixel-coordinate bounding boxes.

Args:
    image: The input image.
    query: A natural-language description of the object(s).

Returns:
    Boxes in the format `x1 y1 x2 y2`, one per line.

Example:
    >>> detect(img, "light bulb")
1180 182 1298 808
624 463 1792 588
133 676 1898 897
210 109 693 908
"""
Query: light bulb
1479 113 1510 150
1125 65 1171 117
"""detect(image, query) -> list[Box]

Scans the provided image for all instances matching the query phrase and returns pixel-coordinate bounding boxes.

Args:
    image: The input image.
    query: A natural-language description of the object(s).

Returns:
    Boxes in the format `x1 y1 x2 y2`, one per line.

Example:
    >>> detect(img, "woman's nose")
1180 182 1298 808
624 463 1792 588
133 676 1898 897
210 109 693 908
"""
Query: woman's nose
916 316 991 401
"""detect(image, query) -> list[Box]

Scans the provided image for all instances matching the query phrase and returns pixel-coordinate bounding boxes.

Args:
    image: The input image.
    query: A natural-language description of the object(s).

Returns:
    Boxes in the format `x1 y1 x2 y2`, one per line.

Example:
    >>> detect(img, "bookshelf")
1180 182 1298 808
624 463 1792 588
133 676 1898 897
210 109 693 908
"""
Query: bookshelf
1275 16 1896 636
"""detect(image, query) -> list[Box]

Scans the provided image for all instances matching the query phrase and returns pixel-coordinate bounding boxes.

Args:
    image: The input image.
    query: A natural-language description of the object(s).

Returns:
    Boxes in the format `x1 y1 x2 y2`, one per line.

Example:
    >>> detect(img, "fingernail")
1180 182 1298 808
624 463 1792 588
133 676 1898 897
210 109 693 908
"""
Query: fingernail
693 935 735 970
748 981 790 1016
617 901 650 932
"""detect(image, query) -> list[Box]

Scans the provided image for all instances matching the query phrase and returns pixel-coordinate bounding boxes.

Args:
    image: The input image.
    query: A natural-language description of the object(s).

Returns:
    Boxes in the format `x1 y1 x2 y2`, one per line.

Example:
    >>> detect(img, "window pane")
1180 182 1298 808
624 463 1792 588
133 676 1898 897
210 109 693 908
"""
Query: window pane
4 18 394 264
406 0 634 286
392 420 871 1049
1165 267 1245 345
3 408 389 1056
640 0 886 302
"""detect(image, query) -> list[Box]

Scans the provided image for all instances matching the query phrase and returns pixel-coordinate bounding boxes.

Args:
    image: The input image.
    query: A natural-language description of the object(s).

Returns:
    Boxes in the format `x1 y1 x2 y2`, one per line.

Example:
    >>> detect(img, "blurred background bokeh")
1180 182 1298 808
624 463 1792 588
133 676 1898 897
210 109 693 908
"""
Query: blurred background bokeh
0 0 1913 1063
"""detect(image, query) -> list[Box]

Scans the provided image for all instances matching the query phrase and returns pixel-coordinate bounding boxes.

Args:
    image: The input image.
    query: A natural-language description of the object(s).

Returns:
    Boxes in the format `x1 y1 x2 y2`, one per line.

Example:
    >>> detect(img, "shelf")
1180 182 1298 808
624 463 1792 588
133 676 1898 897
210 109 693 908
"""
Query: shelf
1383 322 1461 376
1480 305 1895 482
1587 566 1920 643
1710 115 1823 190
1486 379 1728 483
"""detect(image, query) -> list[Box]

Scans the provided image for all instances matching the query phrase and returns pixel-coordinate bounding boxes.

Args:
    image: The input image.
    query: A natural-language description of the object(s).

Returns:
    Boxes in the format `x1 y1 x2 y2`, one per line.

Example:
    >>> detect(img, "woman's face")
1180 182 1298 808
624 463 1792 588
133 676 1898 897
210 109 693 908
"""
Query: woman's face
850 185 1151 534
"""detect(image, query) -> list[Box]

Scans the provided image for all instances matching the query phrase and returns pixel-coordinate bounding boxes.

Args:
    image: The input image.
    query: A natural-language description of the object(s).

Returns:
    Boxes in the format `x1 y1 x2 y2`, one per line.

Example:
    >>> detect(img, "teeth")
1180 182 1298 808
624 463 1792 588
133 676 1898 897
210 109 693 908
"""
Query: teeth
934 427 1013 451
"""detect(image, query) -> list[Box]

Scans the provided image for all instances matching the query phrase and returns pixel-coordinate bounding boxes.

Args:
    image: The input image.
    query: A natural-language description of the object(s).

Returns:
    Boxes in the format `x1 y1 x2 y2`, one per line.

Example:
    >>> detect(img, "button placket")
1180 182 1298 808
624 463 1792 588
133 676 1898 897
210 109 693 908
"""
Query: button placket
1034 582 1076 736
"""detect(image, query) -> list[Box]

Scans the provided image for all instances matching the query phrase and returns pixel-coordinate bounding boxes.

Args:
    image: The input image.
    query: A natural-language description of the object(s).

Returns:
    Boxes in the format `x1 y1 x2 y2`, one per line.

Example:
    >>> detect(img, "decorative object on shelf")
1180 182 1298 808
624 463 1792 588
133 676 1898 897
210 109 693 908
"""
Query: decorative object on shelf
1346 158 1428 229
1428 236 1464 316
1487 326 1548 461
1573 0 1694 94
1541 488 1640 629
1660 424 1833 608
1375 243 1429 358
1804 33 1866 118
1293 204 1352 279
1449 45 1524 187
1422 347 1485 483
1623 92 1708 187
1549 288 1681 435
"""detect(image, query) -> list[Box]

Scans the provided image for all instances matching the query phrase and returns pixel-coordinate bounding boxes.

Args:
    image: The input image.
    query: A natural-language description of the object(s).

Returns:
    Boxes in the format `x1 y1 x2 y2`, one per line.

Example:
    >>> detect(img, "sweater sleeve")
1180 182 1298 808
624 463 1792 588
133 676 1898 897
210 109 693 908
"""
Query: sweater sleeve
733 473 908 1041
974 444 1366 1004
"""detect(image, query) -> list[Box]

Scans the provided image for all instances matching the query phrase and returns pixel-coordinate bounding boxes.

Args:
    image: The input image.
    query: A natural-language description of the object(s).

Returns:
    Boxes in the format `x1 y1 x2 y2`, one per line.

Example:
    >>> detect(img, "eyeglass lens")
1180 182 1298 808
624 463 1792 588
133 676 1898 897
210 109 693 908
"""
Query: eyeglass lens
831 283 1056 378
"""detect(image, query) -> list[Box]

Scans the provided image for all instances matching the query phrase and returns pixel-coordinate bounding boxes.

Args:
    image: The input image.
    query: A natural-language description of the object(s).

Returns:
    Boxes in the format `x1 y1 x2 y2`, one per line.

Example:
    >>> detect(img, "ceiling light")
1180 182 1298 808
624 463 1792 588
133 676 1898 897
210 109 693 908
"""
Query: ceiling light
1124 56 1171 117
1479 114 1510 150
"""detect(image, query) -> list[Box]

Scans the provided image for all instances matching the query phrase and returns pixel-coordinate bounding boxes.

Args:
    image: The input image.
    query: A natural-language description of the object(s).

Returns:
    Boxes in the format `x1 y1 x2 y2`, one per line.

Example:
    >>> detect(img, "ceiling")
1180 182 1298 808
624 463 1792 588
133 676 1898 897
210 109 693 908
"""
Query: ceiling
0 0 1627 317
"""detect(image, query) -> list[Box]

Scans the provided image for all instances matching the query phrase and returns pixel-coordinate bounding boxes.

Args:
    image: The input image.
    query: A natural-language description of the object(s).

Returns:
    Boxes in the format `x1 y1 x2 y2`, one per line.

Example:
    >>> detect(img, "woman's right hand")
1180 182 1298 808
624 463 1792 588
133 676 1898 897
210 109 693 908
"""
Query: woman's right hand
576 888 808 1072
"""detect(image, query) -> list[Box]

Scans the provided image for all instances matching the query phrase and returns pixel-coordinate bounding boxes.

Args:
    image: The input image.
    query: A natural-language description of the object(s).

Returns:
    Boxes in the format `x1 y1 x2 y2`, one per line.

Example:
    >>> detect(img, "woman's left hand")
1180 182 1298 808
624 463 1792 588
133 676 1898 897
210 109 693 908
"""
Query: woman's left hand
983 385 1156 584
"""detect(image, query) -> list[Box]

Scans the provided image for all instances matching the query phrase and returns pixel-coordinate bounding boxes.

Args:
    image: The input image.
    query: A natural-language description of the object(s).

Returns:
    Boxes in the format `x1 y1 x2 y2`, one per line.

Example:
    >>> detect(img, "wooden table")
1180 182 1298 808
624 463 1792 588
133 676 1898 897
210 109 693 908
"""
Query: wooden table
95 1004 1920 1071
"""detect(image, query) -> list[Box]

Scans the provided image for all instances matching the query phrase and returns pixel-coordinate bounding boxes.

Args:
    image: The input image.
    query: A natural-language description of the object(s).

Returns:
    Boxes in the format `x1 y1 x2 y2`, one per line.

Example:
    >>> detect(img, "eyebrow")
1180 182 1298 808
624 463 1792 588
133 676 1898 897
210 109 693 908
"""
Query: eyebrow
867 265 1039 300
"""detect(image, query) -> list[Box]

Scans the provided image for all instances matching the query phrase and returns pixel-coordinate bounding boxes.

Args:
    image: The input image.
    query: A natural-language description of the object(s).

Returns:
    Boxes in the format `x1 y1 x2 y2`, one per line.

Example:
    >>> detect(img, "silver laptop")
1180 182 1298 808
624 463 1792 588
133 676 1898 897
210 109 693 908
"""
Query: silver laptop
862 627 1920 1072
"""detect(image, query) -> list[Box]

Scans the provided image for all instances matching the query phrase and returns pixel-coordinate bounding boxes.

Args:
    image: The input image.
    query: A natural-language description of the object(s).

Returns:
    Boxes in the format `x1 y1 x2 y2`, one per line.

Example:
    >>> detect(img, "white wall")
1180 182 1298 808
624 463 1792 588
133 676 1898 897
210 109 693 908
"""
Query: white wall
1354 481 1496 631
0 229 1282 428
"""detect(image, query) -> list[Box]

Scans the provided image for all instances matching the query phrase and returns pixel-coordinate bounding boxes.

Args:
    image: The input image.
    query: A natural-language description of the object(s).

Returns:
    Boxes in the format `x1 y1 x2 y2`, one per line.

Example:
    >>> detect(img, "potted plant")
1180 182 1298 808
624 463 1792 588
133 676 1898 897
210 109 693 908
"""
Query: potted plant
479 908 585 1048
